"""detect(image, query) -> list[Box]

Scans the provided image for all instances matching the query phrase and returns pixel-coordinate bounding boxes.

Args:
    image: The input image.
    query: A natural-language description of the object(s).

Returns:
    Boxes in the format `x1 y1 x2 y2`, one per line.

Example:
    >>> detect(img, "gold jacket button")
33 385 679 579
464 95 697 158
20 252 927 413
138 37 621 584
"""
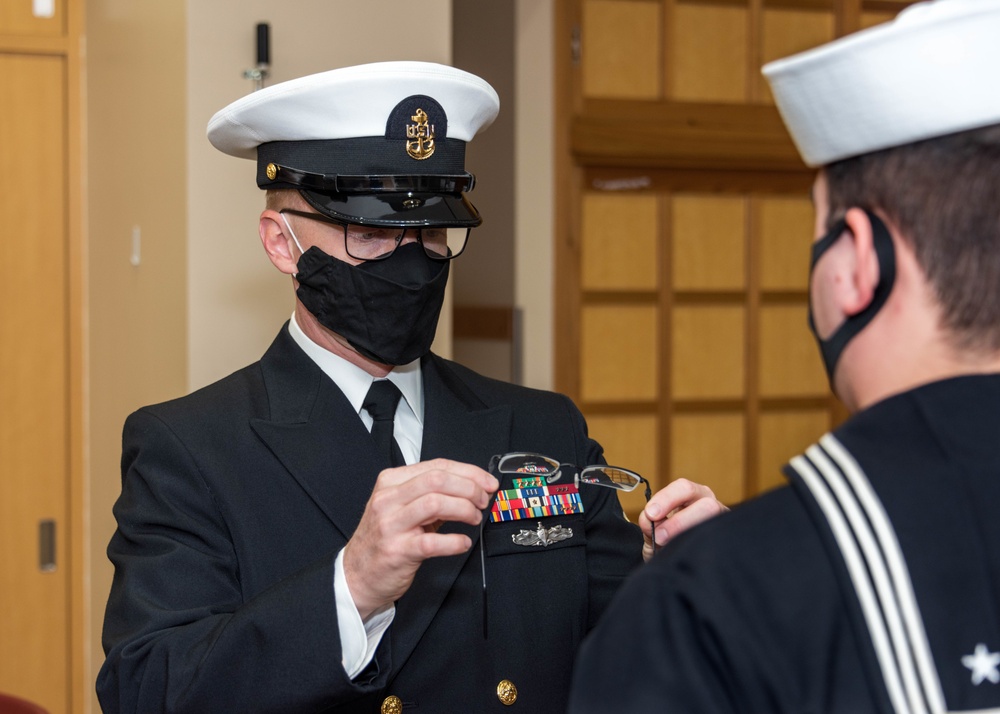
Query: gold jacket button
497 679 518 706
381 694 403 714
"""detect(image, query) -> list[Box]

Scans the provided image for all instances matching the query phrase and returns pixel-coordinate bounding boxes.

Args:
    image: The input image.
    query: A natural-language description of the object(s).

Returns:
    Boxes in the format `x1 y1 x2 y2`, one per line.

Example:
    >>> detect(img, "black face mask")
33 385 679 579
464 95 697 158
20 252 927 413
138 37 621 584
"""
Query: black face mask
294 241 450 365
808 209 896 386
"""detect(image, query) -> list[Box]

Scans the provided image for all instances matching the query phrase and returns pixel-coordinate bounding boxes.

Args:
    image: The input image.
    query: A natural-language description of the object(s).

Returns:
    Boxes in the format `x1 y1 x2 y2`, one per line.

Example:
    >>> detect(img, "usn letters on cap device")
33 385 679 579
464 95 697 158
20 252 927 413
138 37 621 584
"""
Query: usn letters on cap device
206 61 500 228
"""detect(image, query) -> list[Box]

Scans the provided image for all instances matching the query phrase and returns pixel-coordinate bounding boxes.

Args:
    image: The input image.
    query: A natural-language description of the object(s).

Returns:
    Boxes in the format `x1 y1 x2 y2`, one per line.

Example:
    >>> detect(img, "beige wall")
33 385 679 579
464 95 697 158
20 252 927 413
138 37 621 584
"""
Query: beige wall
86 1 189 710
186 0 454 392
515 0 555 390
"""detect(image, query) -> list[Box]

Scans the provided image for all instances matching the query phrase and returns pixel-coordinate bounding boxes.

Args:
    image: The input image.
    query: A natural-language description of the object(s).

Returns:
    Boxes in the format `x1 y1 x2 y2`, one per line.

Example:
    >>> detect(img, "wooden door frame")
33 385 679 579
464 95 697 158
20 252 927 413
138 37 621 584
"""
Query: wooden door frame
68 1 87 710
2 1 90 710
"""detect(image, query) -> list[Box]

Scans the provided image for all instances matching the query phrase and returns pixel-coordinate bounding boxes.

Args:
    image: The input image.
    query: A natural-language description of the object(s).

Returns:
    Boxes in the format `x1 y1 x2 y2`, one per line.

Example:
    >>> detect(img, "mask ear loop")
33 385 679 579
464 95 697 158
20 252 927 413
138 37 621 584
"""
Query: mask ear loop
808 209 897 380
279 212 307 255
279 212 308 280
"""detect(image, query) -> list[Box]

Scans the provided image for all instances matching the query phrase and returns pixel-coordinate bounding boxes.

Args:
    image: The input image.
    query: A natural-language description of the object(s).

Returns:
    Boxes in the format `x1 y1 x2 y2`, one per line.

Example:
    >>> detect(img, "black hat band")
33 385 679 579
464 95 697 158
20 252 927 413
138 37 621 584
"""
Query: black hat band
262 163 476 195
256 137 467 190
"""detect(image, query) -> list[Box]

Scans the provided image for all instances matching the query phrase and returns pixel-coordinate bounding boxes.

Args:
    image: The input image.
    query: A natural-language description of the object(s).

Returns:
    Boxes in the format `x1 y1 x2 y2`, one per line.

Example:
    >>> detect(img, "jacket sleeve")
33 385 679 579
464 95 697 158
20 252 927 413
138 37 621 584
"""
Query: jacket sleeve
97 408 388 714
568 559 735 713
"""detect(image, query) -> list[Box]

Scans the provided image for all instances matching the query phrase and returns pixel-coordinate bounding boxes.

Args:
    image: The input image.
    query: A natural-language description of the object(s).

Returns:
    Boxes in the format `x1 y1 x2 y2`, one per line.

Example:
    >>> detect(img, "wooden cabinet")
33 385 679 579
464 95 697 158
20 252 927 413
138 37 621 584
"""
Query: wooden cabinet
555 0 913 513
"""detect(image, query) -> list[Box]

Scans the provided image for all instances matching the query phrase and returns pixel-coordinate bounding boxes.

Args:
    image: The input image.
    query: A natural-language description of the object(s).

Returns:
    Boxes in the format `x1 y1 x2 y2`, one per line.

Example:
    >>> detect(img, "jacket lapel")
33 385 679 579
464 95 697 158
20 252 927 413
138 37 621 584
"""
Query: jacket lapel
390 354 511 676
249 332 512 671
249 326 383 541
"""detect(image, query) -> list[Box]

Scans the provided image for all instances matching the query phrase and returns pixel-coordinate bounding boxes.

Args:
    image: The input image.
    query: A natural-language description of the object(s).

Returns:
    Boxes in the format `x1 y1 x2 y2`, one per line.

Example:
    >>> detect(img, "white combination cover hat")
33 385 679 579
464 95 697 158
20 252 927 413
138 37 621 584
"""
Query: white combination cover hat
207 61 500 227
762 0 1000 167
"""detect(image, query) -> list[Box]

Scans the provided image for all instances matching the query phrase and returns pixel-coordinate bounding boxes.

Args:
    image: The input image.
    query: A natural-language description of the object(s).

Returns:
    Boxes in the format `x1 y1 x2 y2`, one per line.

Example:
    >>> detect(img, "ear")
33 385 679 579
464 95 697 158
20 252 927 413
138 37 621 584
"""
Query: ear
840 207 882 317
259 209 298 275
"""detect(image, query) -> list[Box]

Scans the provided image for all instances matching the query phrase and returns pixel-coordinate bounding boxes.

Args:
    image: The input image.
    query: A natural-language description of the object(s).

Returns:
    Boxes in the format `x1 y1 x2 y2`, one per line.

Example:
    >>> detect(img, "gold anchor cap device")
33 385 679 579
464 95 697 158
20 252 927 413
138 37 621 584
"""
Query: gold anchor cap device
207 61 499 228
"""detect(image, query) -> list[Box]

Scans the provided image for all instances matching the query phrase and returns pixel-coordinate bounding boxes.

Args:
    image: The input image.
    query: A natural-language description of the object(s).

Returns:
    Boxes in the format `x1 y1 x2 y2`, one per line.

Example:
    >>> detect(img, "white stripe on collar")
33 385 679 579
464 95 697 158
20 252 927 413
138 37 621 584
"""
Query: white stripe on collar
789 433 946 714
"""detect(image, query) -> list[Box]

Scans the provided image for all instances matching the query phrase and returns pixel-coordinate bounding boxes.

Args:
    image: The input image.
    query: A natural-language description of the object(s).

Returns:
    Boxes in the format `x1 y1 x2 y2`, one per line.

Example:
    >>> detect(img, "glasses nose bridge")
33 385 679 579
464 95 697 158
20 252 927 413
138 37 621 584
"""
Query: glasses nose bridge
400 227 422 244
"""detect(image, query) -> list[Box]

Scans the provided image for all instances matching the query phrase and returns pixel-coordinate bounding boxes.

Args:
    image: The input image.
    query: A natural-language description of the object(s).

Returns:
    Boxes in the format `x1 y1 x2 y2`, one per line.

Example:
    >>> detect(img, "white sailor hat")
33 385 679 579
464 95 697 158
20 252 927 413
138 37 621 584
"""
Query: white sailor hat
207 61 500 227
762 0 1000 168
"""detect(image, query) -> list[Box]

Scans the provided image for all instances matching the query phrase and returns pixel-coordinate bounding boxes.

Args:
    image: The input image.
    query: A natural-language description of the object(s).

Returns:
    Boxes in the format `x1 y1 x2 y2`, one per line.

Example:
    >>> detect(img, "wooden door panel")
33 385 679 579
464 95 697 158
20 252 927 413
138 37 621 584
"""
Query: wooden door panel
672 195 746 291
0 53 70 713
758 305 828 397
757 409 832 492
580 305 659 402
758 8 836 101
672 2 749 102
581 0 662 99
757 196 814 291
581 193 660 291
671 413 746 504
671 305 746 400
0 0 64 36
559 0 913 507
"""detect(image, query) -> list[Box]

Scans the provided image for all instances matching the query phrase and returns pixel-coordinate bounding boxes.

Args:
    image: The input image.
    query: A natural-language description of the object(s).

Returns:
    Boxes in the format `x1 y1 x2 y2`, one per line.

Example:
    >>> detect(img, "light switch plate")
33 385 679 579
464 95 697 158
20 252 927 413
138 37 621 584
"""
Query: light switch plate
34 0 55 19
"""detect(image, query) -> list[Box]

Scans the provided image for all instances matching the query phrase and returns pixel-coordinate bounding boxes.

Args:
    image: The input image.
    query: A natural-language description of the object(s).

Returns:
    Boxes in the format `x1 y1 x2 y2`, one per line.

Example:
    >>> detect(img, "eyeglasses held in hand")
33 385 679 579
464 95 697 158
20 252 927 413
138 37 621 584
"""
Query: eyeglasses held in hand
480 452 653 638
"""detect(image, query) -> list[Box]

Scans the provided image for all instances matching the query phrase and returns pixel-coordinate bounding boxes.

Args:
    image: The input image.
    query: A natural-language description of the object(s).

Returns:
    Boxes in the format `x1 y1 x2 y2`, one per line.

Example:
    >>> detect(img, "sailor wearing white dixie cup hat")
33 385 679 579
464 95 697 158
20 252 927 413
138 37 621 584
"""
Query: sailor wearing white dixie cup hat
99 61 725 714
570 3 1000 713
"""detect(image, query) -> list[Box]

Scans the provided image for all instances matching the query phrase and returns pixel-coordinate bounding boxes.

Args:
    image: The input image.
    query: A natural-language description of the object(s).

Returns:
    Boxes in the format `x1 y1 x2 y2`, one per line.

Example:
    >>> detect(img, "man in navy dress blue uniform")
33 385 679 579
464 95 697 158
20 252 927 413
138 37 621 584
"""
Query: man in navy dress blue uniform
571 1 1000 712
96 62 724 713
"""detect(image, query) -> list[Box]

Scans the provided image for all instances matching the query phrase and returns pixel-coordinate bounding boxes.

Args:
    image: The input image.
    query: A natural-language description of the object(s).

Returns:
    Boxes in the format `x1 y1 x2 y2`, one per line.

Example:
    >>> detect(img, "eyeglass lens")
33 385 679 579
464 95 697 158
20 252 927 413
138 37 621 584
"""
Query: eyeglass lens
496 453 561 477
497 453 644 493
578 465 642 491
342 224 469 261
281 210 470 261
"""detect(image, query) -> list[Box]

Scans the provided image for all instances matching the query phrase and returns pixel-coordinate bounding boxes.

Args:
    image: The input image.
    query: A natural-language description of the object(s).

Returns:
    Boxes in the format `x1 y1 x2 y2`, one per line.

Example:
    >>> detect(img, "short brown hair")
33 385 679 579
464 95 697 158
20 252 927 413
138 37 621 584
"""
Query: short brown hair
265 188 301 212
824 124 1000 352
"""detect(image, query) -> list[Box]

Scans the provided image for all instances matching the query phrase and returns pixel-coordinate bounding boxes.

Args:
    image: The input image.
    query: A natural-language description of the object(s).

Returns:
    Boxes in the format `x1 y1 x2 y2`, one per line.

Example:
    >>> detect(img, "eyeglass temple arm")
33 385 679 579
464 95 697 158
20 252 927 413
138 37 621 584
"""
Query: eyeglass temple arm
481 455 504 639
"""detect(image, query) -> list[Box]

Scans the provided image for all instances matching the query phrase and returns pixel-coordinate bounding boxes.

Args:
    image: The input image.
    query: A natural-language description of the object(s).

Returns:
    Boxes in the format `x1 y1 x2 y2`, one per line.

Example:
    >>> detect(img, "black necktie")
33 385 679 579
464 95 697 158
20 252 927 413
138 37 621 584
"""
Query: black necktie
363 379 405 469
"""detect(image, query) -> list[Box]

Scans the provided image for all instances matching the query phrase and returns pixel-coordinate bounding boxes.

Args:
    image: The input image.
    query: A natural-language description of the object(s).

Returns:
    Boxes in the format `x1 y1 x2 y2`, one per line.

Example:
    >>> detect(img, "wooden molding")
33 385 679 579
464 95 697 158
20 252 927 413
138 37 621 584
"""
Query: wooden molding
571 99 806 172
453 305 515 341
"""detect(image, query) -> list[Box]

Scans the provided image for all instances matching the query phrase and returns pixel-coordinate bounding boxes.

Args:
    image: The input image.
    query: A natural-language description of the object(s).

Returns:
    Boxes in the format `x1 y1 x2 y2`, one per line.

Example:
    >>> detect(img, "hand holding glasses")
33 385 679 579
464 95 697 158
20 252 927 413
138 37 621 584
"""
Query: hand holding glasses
479 452 653 638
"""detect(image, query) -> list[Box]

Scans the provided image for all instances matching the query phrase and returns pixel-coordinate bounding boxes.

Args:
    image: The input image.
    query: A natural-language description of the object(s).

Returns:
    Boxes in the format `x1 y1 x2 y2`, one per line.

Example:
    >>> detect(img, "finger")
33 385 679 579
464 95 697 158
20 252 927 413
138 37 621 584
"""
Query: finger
409 531 475 560
655 497 728 542
643 477 717 523
405 468 499 511
396 491 489 531
379 458 499 496
343 530 474 617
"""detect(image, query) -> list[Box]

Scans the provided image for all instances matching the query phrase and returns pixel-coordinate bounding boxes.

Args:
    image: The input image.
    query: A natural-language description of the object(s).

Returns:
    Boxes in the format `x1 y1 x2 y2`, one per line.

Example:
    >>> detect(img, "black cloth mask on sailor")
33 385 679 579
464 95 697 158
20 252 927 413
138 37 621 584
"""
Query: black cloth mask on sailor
807 209 897 388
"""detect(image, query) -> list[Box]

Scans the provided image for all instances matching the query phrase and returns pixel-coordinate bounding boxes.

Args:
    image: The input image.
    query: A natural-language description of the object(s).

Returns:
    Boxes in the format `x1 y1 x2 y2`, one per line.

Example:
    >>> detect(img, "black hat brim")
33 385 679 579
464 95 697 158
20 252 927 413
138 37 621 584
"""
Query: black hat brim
300 190 482 228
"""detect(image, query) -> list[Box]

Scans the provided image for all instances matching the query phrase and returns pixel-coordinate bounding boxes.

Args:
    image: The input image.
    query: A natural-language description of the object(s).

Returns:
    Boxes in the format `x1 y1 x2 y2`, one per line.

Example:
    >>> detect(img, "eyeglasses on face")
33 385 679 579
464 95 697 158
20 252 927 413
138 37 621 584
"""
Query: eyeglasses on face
479 452 653 638
279 208 470 261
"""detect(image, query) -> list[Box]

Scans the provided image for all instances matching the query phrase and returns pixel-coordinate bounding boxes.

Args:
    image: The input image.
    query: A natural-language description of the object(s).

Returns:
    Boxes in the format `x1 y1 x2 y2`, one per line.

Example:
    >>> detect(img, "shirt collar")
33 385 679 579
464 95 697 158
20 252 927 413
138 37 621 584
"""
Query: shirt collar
288 313 424 424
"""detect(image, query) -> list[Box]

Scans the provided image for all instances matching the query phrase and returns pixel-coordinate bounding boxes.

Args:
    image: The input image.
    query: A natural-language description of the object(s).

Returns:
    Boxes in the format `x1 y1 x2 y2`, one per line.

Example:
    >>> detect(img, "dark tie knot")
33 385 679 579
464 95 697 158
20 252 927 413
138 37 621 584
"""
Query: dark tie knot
363 379 403 423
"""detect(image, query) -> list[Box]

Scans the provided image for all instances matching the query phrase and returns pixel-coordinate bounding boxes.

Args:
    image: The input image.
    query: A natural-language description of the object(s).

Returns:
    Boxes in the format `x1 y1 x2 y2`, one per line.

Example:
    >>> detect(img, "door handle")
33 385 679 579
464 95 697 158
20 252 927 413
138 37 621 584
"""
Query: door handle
39 519 56 572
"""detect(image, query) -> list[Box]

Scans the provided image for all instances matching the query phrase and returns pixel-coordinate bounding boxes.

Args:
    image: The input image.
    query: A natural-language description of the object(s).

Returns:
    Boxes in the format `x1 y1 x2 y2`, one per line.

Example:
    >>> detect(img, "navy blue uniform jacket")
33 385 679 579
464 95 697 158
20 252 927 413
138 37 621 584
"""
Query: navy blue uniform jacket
570 375 1000 713
98 325 642 713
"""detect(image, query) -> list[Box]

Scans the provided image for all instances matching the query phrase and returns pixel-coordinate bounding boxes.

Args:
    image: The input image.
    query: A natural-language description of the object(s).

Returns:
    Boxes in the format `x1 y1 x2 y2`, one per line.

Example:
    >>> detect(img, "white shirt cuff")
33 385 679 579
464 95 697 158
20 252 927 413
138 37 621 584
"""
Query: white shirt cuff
334 548 395 679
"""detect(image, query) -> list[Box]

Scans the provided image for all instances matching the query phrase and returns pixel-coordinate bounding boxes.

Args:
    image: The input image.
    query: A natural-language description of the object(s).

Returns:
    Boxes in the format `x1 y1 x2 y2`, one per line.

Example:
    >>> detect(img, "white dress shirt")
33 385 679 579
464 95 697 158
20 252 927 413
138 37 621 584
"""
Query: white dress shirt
288 313 424 678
